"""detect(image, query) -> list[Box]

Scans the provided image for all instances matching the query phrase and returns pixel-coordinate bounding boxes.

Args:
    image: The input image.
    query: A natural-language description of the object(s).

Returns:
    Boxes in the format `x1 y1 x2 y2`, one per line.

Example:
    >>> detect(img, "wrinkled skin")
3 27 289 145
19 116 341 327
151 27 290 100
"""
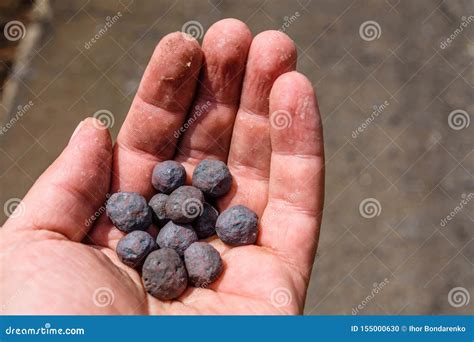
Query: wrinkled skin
0 19 324 314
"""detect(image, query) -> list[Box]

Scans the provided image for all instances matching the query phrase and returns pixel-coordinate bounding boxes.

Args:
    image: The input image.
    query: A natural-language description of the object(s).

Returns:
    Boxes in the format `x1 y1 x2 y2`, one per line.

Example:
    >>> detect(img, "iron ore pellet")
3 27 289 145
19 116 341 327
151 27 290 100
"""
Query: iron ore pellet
192 159 232 197
215 205 259 246
116 231 157 268
151 160 186 194
193 202 218 239
165 186 204 224
184 242 223 287
142 248 188 300
149 193 169 228
106 192 152 233
156 221 198 256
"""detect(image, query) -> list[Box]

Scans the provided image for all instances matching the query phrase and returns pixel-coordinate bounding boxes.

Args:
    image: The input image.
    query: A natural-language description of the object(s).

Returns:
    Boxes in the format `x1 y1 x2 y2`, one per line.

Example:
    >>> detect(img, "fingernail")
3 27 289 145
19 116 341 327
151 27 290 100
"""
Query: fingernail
69 120 84 143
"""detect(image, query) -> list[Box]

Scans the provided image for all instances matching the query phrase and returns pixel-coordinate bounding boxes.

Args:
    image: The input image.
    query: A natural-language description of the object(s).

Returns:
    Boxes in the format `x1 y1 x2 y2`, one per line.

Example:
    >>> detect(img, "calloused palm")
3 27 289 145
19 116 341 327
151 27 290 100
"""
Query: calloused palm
0 19 324 315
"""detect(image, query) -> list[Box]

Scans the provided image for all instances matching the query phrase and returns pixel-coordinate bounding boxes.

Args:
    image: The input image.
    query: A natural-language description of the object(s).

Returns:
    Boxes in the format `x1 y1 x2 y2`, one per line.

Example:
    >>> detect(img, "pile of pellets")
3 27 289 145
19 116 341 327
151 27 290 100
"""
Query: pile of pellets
105 159 258 300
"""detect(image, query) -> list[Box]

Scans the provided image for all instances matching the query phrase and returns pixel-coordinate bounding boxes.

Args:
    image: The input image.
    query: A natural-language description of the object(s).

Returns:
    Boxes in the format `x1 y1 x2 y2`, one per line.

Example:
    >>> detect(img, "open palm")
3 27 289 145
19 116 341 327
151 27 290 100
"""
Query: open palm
0 19 324 315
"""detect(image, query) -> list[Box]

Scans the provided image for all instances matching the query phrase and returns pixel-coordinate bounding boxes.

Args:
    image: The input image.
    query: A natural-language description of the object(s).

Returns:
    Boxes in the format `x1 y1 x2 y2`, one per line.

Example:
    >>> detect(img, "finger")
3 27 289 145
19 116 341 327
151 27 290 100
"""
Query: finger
3 118 113 241
175 19 252 174
88 33 202 248
113 32 202 197
262 71 324 278
225 30 296 215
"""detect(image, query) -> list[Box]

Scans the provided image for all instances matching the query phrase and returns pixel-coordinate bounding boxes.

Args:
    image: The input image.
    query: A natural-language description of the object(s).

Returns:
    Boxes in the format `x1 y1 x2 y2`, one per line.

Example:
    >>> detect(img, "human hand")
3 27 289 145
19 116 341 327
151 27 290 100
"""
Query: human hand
0 19 324 315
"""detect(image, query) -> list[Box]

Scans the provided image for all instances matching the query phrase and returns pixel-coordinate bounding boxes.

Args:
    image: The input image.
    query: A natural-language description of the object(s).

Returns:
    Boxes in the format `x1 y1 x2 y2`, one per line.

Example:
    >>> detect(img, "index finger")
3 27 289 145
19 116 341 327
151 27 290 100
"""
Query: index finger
113 32 203 197
87 33 202 248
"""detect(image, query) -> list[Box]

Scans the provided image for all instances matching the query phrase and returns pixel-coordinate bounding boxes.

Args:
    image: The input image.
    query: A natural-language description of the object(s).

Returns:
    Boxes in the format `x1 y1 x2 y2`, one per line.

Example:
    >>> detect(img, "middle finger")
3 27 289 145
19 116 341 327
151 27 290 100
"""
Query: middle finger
175 19 252 177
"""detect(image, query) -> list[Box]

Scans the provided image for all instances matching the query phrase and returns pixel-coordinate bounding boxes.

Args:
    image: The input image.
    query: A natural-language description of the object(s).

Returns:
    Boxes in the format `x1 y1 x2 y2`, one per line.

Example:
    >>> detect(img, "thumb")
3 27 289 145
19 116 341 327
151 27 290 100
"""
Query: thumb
3 118 113 241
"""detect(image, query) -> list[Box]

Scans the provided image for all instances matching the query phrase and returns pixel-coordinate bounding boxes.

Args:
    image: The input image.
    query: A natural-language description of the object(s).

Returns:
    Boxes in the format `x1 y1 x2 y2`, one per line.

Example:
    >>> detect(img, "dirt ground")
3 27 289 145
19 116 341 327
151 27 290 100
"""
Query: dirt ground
0 0 472 315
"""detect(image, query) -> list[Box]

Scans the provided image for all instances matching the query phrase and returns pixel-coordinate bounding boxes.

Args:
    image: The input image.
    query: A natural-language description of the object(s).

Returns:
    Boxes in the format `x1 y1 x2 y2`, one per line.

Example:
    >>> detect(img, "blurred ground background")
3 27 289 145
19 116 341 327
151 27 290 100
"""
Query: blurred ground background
0 0 472 315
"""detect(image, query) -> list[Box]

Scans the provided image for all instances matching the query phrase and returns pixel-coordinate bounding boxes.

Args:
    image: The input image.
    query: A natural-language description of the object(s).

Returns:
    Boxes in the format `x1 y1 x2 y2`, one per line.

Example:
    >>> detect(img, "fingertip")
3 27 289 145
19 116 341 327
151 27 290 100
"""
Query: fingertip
269 71 323 157
198 18 252 102
250 30 297 72
69 117 113 154
205 18 252 45
239 30 297 114
138 31 203 111
203 18 252 62
270 71 317 108
254 29 294 44
159 31 202 51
